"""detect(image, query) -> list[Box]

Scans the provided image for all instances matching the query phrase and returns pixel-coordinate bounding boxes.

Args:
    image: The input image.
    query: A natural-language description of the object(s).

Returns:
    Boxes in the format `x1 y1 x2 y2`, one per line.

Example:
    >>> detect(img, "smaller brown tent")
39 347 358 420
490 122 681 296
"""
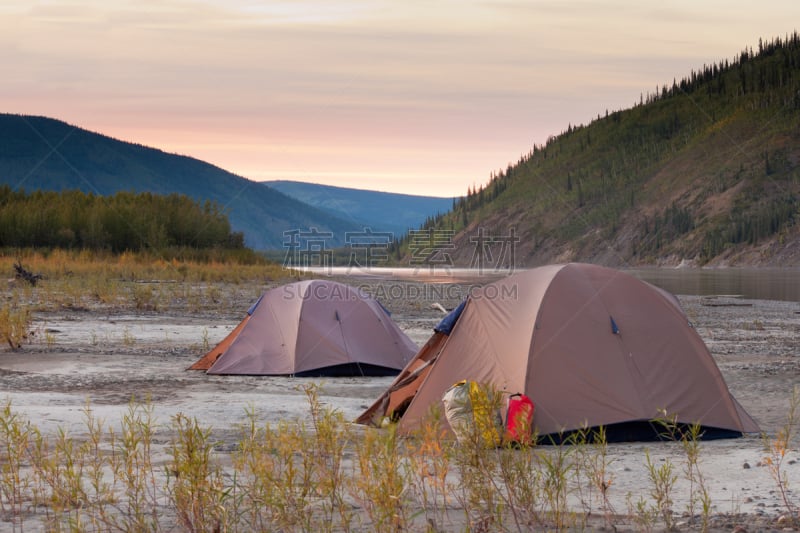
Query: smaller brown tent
357 263 759 441
190 279 418 377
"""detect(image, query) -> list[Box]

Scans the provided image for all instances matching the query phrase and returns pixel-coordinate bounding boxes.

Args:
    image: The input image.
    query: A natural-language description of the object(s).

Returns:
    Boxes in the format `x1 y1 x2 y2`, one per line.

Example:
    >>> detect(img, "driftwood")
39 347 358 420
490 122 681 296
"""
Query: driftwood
13 261 43 286
431 302 448 314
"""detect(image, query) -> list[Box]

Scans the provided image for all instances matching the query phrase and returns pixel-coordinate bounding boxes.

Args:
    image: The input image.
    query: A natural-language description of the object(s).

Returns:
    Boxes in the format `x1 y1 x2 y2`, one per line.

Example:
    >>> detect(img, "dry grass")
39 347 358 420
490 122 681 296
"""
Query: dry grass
0 249 297 320
0 384 798 532
2 248 289 283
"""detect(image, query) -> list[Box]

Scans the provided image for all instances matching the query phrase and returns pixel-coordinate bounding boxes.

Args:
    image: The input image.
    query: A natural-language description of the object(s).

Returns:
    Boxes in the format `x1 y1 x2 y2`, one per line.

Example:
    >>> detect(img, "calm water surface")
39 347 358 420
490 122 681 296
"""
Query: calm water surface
304 266 800 302
627 267 800 302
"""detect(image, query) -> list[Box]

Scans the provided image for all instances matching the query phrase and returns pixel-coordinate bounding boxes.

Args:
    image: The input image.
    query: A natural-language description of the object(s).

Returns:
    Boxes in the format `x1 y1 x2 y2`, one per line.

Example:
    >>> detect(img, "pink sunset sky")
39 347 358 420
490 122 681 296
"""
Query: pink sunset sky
3 1 799 197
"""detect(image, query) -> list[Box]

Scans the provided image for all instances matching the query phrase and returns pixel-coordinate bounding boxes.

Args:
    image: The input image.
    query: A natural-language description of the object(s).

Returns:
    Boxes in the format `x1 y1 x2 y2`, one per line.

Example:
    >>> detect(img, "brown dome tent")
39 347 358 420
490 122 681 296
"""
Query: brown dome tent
357 263 759 441
190 279 418 377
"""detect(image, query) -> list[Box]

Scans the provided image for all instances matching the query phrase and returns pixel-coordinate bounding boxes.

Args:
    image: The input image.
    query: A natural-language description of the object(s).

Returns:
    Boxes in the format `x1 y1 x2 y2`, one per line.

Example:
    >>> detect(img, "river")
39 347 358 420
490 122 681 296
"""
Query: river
628 267 800 302
300 266 800 302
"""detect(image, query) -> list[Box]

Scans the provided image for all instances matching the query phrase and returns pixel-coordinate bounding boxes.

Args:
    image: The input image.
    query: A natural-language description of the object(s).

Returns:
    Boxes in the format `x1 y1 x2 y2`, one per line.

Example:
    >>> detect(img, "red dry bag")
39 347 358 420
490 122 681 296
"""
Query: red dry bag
504 393 534 445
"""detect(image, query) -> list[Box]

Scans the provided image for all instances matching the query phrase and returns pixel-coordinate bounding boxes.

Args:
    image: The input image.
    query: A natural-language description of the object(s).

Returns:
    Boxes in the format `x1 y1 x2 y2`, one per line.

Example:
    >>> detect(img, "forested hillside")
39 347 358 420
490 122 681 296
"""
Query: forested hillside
409 34 800 268
0 115 355 250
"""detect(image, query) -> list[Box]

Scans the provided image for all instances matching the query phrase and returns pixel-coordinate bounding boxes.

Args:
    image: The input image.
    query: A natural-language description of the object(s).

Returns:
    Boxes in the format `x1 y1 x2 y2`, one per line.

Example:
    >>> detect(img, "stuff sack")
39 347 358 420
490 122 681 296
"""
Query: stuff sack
504 393 534 446
442 380 502 447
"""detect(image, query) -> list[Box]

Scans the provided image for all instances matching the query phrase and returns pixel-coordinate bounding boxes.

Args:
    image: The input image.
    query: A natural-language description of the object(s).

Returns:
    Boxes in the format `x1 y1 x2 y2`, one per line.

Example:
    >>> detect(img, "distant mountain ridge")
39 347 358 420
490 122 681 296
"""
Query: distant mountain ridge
0 114 355 250
265 180 455 237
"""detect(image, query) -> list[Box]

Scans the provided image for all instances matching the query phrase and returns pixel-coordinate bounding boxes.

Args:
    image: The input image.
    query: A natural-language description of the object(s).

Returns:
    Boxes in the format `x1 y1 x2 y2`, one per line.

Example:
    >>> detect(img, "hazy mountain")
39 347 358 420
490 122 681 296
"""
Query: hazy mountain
413 34 800 268
0 114 355 250
265 180 455 237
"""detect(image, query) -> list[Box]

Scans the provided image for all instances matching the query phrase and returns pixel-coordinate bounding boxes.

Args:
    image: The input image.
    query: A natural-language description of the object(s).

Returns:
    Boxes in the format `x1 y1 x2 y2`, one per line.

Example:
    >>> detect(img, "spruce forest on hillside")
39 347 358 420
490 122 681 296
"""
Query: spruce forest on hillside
0 187 245 253
404 34 800 266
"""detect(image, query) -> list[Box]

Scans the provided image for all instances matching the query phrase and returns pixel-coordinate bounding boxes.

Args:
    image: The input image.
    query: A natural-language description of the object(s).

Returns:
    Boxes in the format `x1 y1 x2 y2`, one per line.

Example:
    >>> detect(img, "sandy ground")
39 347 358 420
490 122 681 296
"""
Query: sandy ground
1 274 799 531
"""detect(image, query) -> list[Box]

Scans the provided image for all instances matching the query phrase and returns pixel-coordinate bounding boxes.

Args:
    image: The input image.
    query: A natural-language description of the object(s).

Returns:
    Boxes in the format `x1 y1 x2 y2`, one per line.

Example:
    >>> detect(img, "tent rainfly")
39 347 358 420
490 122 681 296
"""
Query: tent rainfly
356 263 759 441
190 279 418 377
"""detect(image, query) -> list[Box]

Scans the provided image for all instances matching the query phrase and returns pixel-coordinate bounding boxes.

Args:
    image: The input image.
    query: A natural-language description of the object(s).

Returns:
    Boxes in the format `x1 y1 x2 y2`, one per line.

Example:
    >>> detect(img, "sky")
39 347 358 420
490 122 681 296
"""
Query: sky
3 1 799 197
